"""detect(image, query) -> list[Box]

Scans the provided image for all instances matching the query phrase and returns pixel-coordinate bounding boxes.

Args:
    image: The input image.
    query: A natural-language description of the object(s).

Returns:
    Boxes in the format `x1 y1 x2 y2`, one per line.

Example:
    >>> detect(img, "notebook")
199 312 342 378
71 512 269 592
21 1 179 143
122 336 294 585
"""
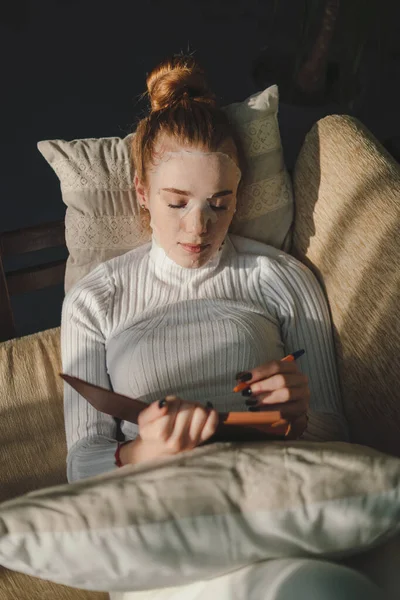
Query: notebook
59 373 297 442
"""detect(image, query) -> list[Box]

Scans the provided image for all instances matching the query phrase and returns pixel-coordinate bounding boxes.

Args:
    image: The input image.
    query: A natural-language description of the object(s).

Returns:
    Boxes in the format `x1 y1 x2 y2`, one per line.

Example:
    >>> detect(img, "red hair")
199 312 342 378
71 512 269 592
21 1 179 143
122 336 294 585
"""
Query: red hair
131 52 244 192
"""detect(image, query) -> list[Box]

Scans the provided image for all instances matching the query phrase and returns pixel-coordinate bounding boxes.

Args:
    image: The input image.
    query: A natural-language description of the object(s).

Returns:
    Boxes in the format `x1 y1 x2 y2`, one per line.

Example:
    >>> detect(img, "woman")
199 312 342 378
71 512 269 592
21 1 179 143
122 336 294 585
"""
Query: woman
61 53 350 481
61 53 383 600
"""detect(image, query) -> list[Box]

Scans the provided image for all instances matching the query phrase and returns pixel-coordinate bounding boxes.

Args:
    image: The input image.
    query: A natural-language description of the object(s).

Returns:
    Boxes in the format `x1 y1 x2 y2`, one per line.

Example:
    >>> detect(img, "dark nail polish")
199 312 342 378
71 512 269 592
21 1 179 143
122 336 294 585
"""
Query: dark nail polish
245 398 258 406
235 371 252 382
241 387 253 397
206 401 214 409
158 398 167 408
248 406 260 412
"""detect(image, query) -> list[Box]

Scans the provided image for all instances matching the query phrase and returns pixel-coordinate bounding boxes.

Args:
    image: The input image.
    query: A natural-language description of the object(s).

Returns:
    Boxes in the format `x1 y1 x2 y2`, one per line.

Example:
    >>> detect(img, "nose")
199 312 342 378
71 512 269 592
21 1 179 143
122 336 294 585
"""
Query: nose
182 207 212 235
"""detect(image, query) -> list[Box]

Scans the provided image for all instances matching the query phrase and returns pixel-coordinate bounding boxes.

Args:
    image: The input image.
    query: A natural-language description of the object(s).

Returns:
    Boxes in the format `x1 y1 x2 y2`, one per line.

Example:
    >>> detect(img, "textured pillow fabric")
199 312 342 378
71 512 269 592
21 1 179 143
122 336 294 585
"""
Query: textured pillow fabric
222 85 293 250
1 440 399 593
37 134 143 294
292 115 400 458
38 84 293 293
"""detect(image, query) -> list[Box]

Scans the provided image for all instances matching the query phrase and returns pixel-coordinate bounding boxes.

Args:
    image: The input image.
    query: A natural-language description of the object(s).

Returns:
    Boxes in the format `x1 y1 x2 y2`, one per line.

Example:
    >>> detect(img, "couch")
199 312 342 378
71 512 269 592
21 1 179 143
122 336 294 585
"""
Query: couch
1 114 399 599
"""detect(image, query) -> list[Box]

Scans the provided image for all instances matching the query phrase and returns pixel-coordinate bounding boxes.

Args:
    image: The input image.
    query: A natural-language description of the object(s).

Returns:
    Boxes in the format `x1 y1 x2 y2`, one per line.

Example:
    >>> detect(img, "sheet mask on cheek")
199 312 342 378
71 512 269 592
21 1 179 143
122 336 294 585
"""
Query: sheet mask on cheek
146 150 241 268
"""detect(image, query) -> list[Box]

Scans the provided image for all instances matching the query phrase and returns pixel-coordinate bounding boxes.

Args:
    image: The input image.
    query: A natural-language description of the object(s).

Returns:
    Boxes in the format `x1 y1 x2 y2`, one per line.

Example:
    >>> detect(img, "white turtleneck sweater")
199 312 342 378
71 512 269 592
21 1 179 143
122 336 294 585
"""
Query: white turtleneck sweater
61 233 349 483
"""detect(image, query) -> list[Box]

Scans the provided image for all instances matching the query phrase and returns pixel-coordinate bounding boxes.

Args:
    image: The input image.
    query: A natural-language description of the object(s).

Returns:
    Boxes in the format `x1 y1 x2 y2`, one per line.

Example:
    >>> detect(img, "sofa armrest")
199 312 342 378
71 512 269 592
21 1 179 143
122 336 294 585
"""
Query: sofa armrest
0 327 108 599
291 115 400 457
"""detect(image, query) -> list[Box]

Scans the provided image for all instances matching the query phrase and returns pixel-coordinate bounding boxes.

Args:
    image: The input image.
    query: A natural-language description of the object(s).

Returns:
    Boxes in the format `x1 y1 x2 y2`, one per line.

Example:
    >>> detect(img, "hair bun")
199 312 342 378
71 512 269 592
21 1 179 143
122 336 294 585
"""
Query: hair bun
146 53 217 112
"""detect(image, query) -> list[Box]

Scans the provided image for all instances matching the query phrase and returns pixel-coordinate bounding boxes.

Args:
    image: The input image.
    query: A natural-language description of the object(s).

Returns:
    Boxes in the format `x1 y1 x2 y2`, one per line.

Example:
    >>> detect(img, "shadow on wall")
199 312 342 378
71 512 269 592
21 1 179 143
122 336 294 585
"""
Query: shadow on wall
290 115 400 458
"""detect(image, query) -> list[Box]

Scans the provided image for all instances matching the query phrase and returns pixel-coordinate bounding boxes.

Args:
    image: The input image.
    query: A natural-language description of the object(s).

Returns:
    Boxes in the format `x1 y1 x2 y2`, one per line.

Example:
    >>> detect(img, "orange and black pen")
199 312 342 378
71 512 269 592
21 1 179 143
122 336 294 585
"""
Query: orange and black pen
232 349 306 393
280 349 306 363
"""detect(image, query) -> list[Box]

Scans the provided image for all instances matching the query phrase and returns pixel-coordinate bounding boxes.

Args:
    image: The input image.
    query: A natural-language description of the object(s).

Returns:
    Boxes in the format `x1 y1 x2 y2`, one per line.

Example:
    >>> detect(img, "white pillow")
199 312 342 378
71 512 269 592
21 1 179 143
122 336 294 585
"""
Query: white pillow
1 440 399 593
38 84 293 293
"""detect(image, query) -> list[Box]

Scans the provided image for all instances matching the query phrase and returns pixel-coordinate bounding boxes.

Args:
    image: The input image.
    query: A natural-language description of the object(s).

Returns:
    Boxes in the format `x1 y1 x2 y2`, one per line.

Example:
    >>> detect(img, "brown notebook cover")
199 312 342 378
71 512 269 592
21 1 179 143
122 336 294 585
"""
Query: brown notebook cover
60 373 295 443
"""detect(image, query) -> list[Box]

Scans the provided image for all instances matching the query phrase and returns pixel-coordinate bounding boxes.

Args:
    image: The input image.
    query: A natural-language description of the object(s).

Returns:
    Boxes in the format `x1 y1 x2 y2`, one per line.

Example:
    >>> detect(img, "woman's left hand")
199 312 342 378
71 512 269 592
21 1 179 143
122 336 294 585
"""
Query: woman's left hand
237 359 310 423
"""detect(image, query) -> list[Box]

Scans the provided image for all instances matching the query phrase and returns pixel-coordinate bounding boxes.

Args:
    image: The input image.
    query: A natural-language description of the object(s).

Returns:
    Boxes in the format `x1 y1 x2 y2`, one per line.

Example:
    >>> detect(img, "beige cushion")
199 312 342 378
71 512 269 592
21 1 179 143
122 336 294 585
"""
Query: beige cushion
292 115 400 458
38 84 293 293
0 327 107 600
1 440 400 593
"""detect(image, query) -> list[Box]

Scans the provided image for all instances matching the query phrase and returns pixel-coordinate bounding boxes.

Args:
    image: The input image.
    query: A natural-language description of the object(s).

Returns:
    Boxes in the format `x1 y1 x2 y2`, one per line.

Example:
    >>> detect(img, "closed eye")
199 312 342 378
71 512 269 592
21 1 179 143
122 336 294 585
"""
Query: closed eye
168 204 227 211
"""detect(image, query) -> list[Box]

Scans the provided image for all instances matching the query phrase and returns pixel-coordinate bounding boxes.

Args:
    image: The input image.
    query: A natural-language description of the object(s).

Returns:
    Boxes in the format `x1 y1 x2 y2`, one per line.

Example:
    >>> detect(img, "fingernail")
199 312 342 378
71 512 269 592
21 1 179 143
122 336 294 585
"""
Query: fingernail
158 398 167 408
206 401 214 409
248 406 260 412
235 371 252 382
245 398 257 406
241 388 253 397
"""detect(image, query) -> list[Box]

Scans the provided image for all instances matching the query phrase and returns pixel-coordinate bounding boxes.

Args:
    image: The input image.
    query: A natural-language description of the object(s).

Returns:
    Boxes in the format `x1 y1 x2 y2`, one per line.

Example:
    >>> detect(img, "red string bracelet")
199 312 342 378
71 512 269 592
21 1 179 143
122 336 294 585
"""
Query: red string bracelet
114 441 130 467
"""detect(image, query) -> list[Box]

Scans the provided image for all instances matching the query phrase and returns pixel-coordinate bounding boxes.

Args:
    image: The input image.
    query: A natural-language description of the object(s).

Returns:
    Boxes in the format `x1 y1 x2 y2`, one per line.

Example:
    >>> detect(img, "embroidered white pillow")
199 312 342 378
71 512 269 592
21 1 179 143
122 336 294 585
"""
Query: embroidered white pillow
0 440 399 592
37 84 293 293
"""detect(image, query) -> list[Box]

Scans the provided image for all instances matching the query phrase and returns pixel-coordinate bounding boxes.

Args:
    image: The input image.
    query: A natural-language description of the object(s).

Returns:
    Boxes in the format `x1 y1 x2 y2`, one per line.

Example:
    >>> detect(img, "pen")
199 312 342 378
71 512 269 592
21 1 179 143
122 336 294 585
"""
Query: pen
232 349 306 393
280 349 306 362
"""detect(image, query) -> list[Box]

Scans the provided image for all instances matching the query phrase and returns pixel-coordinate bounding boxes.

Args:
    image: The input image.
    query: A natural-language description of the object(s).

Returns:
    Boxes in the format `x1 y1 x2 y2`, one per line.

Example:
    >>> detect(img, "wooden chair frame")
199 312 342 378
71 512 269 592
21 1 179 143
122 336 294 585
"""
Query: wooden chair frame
0 220 67 342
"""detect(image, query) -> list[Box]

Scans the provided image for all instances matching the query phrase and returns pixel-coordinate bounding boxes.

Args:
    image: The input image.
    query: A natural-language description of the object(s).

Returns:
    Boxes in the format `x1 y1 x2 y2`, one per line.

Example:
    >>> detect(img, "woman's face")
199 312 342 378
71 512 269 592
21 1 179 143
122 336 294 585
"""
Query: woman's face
135 140 241 269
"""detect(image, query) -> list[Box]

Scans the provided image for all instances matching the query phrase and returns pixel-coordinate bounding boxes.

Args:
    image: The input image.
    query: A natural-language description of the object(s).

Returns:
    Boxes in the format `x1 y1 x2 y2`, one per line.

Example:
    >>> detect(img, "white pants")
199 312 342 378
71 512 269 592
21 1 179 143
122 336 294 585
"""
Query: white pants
108 558 383 600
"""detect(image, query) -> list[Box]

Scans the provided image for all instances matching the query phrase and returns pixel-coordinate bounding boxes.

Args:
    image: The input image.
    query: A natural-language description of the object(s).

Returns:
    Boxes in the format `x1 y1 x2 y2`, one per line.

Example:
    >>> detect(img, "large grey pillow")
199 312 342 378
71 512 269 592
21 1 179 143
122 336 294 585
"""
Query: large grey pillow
0 440 399 592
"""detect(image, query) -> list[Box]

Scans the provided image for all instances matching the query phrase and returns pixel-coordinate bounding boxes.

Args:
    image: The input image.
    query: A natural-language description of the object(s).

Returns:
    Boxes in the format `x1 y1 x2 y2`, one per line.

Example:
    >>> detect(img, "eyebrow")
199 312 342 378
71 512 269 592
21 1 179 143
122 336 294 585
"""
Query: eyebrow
160 187 233 198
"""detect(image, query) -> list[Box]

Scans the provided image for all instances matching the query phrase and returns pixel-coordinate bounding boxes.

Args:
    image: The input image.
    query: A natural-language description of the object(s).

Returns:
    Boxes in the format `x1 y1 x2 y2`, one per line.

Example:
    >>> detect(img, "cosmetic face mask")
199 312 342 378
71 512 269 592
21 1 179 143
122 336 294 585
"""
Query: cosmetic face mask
144 149 242 269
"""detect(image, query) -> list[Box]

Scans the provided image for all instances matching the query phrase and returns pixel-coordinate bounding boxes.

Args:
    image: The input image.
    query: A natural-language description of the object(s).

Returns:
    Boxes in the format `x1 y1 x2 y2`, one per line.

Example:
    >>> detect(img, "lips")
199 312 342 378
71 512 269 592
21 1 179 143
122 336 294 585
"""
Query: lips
180 243 210 254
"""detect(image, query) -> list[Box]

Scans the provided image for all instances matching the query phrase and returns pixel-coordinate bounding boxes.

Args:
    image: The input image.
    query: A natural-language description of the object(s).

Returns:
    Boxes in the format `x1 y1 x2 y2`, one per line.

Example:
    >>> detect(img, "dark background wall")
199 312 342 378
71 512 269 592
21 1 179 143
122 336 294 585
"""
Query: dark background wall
1 0 399 338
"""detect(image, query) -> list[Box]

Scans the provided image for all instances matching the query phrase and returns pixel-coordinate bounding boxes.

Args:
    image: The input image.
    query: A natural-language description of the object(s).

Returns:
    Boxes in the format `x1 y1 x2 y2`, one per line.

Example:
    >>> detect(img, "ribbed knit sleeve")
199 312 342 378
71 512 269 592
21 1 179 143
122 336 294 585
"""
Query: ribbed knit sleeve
60 262 119 483
261 254 350 442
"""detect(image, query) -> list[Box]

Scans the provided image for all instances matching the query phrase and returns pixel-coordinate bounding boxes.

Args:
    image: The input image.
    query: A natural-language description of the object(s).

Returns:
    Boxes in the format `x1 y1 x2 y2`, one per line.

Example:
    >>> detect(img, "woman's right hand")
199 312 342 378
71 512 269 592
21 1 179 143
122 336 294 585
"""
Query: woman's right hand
119 395 219 466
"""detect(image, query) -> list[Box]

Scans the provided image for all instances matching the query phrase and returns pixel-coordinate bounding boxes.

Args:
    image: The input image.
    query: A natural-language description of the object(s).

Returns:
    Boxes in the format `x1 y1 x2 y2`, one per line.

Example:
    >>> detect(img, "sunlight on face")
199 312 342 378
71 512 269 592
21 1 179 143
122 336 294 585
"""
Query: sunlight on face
136 140 241 269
